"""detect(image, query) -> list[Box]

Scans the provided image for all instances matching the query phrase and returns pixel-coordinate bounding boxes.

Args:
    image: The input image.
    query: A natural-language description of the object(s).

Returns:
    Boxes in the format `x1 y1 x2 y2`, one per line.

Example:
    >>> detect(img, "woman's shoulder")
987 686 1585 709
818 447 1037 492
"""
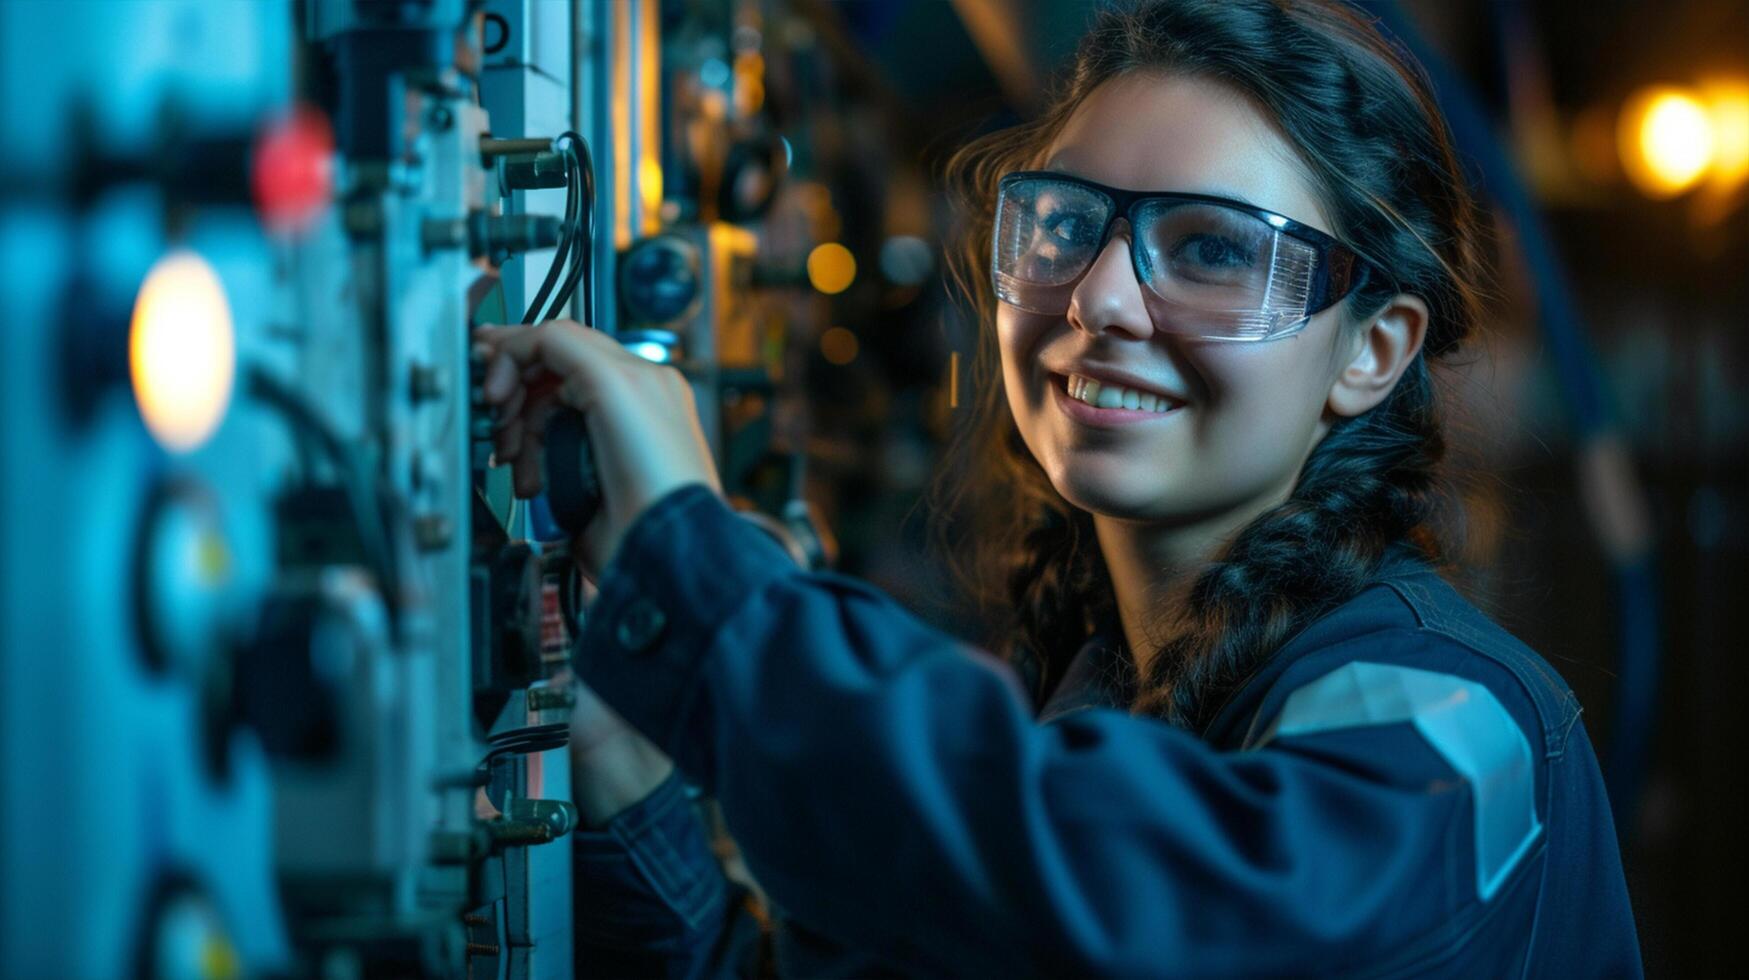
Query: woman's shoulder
1209 557 1582 762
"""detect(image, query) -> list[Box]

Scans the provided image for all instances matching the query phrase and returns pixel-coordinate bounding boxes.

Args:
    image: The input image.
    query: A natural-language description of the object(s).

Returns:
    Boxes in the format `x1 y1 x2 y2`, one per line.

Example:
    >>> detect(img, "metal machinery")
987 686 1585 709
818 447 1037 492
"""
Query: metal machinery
0 0 828 975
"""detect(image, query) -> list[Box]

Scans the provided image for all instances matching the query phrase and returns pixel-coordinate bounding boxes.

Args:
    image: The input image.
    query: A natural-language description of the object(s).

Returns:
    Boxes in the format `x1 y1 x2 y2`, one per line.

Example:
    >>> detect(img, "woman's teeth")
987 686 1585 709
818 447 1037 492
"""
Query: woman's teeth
1066 374 1176 413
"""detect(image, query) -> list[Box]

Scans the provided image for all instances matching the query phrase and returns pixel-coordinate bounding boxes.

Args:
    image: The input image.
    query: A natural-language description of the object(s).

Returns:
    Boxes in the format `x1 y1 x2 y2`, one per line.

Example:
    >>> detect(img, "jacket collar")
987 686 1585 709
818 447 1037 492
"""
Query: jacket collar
1034 541 1439 733
1038 629 1131 723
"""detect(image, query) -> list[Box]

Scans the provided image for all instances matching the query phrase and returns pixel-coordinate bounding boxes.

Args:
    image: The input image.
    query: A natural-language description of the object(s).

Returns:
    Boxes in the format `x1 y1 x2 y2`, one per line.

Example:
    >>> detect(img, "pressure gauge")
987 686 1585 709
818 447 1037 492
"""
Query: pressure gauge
618 233 703 327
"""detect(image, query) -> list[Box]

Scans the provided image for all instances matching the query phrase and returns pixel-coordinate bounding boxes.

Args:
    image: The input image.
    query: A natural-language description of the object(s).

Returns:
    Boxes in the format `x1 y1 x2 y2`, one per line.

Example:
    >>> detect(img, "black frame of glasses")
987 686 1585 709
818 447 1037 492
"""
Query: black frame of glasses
995 170 1391 316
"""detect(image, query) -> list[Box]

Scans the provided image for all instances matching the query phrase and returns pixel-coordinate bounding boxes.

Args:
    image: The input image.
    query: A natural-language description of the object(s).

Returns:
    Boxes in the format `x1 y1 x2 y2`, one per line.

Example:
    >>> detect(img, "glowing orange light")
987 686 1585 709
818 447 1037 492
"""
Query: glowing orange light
1620 86 1715 197
1701 80 1749 194
733 51 766 116
807 243 856 295
638 156 664 228
129 251 236 453
820 327 859 366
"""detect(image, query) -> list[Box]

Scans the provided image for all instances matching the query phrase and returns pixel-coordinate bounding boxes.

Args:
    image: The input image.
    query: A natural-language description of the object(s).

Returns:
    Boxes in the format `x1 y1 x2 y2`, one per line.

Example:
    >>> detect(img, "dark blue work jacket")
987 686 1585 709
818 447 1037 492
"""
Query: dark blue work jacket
571 485 1641 977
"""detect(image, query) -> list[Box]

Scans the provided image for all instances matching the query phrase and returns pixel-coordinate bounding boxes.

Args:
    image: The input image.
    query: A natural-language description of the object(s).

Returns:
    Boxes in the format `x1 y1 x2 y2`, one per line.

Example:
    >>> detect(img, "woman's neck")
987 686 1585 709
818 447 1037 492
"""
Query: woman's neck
1093 486 1294 678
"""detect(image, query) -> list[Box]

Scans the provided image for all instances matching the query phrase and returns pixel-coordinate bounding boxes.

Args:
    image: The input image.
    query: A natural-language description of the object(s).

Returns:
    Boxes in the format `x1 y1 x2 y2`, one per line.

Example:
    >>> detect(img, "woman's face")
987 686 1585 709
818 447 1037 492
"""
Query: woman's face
998 72 1365 527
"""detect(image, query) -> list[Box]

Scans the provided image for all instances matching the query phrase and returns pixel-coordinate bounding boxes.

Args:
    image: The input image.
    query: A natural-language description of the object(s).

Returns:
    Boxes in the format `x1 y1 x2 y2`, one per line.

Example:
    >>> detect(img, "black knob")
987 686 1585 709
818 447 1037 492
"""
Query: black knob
238 589 344 762
542 408 602 538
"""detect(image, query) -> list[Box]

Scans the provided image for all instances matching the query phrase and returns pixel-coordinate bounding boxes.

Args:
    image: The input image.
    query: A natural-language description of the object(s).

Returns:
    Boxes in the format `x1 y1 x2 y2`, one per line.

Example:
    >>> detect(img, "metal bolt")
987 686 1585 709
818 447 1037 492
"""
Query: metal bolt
480 137 553 159
484 819 555 845
505 798 578 839
501 151 569 191
526 687 576 712
478 214 563 258
465 942 501 957
410 453 447 493
343 199 383 239
414 514 453 551
421 217 469 253
427 105 455 133
410 363 448 402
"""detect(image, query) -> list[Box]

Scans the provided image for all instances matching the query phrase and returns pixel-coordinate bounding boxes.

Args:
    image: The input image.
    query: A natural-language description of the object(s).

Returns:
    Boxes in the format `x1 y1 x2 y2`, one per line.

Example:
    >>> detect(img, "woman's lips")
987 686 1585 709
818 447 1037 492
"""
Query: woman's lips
1048 373 1184 427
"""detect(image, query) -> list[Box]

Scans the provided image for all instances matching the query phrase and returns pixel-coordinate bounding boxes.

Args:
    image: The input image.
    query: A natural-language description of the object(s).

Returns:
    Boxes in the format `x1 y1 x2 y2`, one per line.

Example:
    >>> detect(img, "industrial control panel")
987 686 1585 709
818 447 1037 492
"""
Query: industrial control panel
0 0 840 975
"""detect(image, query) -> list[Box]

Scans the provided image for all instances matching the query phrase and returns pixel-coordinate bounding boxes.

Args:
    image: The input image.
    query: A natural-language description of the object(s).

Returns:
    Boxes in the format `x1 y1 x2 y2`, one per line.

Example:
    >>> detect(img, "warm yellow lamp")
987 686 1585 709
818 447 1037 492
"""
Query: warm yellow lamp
129 251 236 453
807 243 856 295
1619 85 1716 197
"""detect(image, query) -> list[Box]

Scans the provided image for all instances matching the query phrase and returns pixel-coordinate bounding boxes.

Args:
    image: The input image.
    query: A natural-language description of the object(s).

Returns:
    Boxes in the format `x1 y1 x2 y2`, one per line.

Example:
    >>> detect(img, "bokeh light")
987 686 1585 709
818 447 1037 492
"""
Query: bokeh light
1620 86 1716 197
820 326 858 365
1701 80 1749 195
129 251 236 453
807 242 856 295
638 156 664 226
251 105 334 234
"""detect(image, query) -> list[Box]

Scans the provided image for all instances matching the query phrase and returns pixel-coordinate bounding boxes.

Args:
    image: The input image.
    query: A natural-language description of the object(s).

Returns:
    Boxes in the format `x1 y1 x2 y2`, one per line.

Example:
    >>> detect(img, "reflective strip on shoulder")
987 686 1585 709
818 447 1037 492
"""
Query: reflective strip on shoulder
1253 661 1543 902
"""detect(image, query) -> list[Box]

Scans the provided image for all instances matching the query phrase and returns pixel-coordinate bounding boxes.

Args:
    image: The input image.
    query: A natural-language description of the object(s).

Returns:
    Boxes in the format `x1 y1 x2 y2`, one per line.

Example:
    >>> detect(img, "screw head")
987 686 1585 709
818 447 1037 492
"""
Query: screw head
414 514 453 551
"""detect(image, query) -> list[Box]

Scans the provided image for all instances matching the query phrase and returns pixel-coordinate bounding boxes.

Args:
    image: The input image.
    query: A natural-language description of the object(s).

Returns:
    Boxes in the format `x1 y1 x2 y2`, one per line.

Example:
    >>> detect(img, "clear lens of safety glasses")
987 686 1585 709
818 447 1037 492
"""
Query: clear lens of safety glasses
993 177 1114 303
992 173 1369 341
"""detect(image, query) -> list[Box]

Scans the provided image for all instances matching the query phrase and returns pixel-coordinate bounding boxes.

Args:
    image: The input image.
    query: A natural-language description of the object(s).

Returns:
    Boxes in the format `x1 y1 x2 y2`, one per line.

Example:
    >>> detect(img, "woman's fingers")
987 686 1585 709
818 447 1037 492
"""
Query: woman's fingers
474 319 723 567
512 429 546 497
507 394 559 498
481 348 522 402
477 328 571 473
477 321 624 405
492 381 526 431
493 416 523 462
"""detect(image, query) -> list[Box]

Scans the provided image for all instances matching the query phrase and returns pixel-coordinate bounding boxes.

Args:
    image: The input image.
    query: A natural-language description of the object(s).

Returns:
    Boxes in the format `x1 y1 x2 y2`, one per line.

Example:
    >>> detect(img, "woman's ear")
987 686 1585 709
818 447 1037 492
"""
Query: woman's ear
1326 293 1430 418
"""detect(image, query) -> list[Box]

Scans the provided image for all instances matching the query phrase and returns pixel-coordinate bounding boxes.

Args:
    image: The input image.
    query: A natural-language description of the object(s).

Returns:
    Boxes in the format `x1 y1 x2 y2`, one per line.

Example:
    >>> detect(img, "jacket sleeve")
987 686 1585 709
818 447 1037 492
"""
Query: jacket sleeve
571 767 765 978
575 485 1538 977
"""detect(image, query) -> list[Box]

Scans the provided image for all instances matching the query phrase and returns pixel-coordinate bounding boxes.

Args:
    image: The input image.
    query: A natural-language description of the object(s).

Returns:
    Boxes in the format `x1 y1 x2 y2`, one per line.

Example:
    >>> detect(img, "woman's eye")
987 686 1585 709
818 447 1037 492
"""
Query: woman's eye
1042 212 1083 242
1170 233 1254 269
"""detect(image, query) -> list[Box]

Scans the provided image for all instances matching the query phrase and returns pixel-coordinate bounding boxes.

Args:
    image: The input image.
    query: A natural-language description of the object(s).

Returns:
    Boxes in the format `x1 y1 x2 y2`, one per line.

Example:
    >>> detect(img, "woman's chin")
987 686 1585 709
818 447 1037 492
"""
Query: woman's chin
1049 466 1187 523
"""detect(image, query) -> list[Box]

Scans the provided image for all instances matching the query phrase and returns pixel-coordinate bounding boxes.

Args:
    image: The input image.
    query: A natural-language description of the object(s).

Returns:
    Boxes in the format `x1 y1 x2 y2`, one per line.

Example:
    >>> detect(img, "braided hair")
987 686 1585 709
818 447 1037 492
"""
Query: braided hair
935 0 1495 727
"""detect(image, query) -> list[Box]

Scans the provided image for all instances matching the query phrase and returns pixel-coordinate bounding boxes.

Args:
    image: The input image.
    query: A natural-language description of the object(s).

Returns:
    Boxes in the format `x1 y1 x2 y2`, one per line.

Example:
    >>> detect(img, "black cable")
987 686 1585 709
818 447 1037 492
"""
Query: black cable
488 722 569 744
480 722 570 765
482 741 566 762
521 134 580 323
556 560 583 640
245 365 399 601
544 132 595 325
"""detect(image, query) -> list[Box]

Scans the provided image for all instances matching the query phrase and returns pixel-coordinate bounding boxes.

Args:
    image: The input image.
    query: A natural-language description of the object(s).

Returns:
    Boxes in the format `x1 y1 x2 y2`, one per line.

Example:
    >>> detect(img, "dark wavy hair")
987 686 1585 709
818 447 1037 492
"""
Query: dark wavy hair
934 0 1496 729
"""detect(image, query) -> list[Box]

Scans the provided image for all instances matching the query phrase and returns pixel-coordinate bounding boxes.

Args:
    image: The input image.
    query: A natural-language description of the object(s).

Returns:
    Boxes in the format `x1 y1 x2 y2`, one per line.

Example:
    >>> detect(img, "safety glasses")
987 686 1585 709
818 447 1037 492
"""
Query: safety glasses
992 170 1387 341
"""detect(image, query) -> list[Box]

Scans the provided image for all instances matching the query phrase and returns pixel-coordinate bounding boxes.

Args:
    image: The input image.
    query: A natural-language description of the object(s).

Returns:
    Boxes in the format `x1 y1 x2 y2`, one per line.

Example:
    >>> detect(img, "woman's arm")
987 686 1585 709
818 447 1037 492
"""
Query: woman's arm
570 762 764 979
575 484 1540 978
472 321 1540 976
565 665 765 977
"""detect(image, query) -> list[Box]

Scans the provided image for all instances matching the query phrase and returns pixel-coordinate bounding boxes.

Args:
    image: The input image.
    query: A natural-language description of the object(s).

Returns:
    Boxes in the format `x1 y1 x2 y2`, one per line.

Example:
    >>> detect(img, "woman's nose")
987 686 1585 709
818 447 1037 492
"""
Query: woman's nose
1065 221 1153 341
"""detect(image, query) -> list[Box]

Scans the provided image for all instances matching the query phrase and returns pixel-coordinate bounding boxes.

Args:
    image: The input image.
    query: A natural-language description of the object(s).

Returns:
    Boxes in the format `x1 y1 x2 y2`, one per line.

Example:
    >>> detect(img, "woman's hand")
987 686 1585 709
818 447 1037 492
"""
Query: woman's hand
473 320 722 576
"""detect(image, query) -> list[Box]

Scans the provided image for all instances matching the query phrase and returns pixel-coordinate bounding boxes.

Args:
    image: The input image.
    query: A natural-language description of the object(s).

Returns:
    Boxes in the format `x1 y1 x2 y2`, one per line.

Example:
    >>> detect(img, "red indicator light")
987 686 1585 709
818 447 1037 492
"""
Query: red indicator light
251 105 334 234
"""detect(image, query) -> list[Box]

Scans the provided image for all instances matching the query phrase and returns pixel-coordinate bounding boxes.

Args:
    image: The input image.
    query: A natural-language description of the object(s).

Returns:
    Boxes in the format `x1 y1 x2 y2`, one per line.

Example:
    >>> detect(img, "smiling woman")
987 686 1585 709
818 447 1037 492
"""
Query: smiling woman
992 70 1436 688
941 23 1479 723
478 0 1642 975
